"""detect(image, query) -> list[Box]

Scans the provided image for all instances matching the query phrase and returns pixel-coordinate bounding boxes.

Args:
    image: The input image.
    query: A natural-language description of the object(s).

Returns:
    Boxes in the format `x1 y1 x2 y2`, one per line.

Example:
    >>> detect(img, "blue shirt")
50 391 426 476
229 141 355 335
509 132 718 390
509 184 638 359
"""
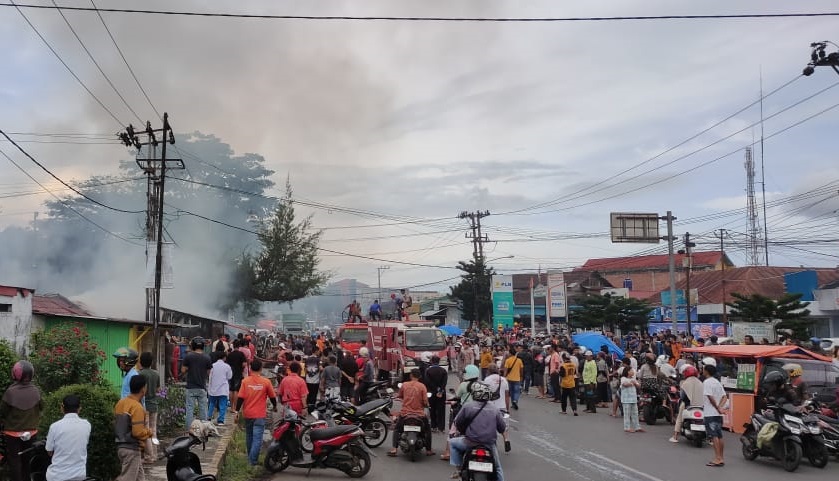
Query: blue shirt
370 303 381 313
121 367 145 407
45 413 91 481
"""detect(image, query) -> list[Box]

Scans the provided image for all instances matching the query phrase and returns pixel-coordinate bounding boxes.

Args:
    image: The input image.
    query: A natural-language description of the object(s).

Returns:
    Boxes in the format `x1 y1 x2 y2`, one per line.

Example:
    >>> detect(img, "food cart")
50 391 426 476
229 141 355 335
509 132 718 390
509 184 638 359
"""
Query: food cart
683 345 834 433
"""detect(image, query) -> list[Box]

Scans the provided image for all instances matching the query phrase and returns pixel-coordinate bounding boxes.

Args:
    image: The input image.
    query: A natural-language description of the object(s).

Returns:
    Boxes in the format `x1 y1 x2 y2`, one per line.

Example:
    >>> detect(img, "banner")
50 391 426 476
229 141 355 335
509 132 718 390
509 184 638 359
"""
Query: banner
547 270 567 319
730 322 777 343
491 275 514 329
660 289 698 307
647 322 727 338
145 242 174 289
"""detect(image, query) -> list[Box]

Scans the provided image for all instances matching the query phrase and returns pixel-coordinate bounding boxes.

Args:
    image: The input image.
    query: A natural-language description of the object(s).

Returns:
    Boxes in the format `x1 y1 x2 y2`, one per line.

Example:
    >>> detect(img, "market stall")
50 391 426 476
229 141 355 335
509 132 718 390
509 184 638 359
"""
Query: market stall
683 344 834 433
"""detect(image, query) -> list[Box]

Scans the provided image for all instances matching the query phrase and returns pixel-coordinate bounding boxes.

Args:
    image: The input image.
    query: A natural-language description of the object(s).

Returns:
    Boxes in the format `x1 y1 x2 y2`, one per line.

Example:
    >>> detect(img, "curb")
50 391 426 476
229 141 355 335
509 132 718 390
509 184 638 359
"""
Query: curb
205 420 237 476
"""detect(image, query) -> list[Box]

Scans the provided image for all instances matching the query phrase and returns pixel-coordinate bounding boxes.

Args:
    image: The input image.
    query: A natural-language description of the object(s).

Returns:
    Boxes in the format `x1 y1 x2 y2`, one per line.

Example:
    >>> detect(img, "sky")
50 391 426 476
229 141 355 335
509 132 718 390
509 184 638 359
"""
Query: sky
2 0 839 310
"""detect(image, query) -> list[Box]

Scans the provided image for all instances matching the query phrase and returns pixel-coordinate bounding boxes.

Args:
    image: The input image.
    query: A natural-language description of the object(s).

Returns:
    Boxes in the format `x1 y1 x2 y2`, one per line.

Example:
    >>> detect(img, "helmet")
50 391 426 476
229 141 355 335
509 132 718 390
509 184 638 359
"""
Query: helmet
420 351 432 363
656 354 668 366
584 351 593 357
764 370 787 389
359 347 369 357
782 363 804 378
190 337 205 351
470 382 493 402
454 343 462 350
112 347 139 367
680 365 699 378
11 360 34 382
701 357 717 368
463 364 480 381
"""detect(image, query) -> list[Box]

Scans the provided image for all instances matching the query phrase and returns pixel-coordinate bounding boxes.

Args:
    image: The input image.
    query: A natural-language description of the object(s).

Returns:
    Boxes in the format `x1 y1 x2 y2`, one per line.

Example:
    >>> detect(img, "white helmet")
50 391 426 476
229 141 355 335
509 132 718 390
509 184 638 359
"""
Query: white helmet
420 351 433 363
656 354 668 366
701 357 717 368
359 347 369 357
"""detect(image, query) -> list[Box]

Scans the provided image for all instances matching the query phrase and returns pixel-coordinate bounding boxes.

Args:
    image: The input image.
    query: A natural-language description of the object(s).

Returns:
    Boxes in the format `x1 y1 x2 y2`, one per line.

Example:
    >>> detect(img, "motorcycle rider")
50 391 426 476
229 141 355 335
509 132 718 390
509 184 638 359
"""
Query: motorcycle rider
449 382 507 481
0 360 43 481
782 364 809 404
388 368 434 457
669 364 703 443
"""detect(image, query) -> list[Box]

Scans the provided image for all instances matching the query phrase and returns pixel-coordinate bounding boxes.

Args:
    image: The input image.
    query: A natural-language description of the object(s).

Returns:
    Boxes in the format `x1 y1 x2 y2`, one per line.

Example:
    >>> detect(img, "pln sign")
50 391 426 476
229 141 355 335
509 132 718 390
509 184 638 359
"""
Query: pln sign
491 275 514 328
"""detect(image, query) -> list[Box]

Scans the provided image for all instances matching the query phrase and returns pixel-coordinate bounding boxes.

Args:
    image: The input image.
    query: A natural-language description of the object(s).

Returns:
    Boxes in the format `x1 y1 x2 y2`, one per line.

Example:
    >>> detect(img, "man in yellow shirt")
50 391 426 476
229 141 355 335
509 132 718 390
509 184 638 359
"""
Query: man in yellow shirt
503 346 524 411
479 346 493 380
114 375 152 481
559 353 578 416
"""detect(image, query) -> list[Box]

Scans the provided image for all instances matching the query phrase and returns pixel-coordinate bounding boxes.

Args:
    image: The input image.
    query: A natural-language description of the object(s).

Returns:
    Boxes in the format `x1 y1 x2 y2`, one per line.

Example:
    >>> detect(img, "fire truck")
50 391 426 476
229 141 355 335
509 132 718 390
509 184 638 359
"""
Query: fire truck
368 320 448 383
335 322 370 356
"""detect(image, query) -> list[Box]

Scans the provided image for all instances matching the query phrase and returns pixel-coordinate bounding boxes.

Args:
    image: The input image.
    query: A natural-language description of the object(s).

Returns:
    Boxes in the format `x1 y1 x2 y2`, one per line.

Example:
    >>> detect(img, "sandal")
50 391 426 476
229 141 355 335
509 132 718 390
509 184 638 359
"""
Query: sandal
440 454 450 461
426 450 436 456
387 450 398 457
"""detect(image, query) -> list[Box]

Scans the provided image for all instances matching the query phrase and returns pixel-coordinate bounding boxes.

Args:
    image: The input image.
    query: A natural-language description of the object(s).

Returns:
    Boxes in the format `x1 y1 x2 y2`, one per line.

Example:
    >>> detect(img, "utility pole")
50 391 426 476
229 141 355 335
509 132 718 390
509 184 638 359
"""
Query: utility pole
682 232 696 335
119 113 182 378
716 229 728 324
377 265 389 301
458 210 490 329
661 212 678 333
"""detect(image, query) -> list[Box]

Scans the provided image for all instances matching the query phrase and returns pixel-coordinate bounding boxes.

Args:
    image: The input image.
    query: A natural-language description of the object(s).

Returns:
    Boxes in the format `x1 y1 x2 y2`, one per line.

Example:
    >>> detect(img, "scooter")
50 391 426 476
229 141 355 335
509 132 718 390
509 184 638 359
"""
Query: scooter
667 386 681 424
798 411 829 468
459 445 498 481
264 408 373 478
741 403 805 472
396 392 433 462
165 434 215 481
639 385 671 425
358 380 394 404
310 397 392 448
679 406 707 448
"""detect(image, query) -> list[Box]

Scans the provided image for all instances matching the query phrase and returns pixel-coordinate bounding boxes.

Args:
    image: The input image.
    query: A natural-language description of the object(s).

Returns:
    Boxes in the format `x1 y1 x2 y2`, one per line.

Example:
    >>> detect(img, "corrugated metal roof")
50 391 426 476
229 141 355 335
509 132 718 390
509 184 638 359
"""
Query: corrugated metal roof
578 251 725 273
0 286 34 298
32 294 94 317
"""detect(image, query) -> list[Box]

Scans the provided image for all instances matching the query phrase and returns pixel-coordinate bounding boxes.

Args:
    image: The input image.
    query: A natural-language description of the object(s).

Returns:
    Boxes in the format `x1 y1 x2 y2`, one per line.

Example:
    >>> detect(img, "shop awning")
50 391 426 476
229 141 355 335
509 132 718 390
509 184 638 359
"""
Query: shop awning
419 309 445 318
684 344 832 362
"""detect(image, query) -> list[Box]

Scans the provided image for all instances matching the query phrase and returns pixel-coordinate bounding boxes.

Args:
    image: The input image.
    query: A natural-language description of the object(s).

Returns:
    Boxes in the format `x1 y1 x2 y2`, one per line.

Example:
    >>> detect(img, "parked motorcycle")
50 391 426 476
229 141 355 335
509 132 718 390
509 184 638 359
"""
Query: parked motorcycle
639 385 671 425
16 439 55 481
459 445 498 481
741 403 805 472
358 380 394 404
165 434 215 481
679 406 707 448
264 408 373 478
799 411 830 468
309 397 392 448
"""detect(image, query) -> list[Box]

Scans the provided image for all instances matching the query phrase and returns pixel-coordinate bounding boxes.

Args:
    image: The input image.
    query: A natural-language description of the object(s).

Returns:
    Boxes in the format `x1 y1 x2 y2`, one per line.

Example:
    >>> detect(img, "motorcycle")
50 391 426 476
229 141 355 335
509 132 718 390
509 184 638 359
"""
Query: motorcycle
397 413 429 462
166 433 215 481
16 439 54 481
741 403 805 472
309 397 392 448
679 406 707 448
459 445 498 481
639 384 671 425
358 380 394 404
795 408 830 468
264 408 373 478
667 386 681 424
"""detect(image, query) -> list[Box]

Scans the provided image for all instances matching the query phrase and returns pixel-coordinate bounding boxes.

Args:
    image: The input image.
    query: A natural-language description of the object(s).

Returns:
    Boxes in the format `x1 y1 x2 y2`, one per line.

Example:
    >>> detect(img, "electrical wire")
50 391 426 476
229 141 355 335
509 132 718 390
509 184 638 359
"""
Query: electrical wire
0 147 142 246
3 4 839 22
0 130 145 213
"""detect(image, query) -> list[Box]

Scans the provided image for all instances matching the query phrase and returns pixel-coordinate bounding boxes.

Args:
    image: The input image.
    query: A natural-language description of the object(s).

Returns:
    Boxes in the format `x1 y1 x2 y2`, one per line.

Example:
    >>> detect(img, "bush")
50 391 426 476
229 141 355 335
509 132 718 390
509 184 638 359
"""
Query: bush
0 339 18 395
29 322 106 392
157 384 187 437
39 384 120 481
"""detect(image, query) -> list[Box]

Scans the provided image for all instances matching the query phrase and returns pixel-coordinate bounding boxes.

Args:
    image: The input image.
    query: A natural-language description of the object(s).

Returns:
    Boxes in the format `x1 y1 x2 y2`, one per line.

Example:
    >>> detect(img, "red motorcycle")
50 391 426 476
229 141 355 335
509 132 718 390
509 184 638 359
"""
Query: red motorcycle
264 408 373 478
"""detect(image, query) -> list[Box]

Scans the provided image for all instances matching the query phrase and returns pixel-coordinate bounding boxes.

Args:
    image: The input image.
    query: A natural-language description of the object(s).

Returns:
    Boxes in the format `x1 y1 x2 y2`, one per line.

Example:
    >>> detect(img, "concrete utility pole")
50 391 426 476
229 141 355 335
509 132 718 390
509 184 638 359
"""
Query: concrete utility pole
119 113 183 377
458 210 490 329
682 232 696 335
662 211 678 332
377 265 389 302
717 229 728 324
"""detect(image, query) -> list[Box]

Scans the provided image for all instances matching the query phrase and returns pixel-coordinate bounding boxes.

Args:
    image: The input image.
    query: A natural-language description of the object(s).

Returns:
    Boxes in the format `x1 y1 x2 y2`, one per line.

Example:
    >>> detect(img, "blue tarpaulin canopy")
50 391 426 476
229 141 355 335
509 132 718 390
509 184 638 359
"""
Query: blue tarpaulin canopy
572 332 625 358
438 325 463 336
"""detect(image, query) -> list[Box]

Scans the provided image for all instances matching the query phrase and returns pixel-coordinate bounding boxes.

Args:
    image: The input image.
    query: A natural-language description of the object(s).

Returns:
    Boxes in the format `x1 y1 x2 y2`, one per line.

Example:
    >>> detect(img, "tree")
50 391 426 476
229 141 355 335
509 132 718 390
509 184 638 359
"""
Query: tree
572 294 652 332
249 179 329 303
450 258 494 329
727 292 812 340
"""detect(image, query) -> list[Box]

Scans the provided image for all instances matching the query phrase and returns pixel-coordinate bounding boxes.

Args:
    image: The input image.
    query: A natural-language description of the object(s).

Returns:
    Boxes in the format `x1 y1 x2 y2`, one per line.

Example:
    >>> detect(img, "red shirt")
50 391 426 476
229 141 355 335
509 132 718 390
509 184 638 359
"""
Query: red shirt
238 373 276 419
278 372 309 414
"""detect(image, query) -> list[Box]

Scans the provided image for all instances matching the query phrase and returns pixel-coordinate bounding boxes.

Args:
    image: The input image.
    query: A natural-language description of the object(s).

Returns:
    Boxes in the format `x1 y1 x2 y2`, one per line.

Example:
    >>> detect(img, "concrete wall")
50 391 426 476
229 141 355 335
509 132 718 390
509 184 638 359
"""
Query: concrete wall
0 290 33 356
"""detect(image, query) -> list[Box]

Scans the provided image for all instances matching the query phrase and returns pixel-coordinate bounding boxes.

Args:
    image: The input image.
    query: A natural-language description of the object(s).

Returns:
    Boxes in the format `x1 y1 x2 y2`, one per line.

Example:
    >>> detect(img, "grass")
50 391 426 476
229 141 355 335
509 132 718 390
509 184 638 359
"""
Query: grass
218 426 266 481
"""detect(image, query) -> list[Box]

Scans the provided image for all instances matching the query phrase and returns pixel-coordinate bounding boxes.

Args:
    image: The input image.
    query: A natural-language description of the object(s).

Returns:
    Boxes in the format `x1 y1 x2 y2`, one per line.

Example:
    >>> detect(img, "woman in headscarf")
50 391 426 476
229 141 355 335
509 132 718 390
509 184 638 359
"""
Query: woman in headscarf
0 360 44 481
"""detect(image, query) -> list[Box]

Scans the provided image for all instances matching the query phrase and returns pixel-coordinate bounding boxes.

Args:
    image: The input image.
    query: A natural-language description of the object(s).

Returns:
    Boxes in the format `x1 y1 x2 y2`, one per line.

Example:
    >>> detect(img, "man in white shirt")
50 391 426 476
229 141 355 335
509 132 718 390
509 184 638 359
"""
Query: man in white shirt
483 364 510 413
702 364 728 467
46 394 91 481
208 351 234 424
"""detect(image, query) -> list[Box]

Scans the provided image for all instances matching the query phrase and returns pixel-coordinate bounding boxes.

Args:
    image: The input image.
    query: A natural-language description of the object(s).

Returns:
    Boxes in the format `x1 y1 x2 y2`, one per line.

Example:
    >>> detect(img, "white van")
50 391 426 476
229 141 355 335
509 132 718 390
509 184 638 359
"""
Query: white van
820 338 839 353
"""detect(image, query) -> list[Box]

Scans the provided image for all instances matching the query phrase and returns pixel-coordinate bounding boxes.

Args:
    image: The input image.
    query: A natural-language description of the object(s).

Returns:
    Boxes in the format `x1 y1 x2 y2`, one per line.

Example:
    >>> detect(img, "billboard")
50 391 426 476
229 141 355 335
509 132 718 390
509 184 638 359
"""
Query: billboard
610 212 660 243
660 289 698 307
547 270 567 319
648 322 727 338
492 275 514 329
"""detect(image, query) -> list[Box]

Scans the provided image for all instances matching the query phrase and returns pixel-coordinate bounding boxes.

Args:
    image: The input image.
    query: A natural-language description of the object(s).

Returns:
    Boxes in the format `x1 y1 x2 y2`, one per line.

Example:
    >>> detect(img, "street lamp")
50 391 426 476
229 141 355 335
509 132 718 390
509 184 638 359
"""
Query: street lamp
803 41 839 77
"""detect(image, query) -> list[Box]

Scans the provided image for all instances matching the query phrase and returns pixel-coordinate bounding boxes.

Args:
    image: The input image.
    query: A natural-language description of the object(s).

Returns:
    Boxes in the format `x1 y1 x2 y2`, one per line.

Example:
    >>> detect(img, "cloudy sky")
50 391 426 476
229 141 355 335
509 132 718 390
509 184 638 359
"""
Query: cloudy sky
2 0 839 301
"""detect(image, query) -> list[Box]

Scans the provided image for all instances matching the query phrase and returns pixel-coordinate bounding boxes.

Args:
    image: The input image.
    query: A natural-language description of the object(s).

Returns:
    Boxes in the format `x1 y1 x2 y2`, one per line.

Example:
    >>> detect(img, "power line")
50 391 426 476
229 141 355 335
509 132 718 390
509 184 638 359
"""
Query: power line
0 130 145 213
3 4 839 22
50 0 145 123
89 0 162 120
0 147 142 245
8 0 124 127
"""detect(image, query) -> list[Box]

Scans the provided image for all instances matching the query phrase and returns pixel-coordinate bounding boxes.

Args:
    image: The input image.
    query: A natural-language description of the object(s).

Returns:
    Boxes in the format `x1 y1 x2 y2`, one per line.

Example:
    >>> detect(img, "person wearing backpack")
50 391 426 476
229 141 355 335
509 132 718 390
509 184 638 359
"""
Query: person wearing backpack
448 382 508 481
483 364 510 413
503 344 525 410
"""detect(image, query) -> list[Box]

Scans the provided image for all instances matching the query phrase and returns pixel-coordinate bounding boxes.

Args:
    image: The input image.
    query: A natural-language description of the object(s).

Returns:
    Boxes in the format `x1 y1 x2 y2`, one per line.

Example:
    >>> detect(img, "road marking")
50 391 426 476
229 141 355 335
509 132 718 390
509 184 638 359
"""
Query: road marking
584 450 668 481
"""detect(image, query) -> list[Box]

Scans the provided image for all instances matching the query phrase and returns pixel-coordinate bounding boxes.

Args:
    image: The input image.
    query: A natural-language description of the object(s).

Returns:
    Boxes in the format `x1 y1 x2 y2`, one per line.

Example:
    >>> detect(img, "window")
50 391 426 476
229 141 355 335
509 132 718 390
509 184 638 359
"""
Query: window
0 304 11 313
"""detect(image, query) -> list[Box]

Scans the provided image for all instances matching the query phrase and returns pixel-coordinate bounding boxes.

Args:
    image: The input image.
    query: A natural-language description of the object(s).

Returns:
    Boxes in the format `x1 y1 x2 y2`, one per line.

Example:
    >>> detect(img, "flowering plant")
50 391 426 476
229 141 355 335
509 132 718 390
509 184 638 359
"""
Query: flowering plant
157 384 187 436
29 322 106 392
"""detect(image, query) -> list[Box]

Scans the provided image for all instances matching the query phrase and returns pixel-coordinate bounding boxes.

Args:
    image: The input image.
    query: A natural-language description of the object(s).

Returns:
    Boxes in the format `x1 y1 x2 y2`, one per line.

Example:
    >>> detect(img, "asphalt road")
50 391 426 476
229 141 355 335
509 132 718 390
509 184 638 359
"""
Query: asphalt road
261 391 837 481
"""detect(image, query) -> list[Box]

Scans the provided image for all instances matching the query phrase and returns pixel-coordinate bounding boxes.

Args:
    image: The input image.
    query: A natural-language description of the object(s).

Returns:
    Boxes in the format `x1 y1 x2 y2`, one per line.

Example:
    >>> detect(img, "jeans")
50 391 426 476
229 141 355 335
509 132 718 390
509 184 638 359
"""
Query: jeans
549 372 560 400
208 395 229 423
186 388 208 427
623 403 640 431
449 436 503 481
245 418 266 465
523 373 532 393
508 381 522 405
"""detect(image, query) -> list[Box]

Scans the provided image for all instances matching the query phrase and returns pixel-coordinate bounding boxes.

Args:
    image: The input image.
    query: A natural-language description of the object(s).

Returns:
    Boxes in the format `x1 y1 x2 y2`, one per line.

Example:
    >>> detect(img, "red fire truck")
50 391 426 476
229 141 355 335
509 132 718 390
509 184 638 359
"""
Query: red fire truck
368 320 448 383
335 322 370 356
